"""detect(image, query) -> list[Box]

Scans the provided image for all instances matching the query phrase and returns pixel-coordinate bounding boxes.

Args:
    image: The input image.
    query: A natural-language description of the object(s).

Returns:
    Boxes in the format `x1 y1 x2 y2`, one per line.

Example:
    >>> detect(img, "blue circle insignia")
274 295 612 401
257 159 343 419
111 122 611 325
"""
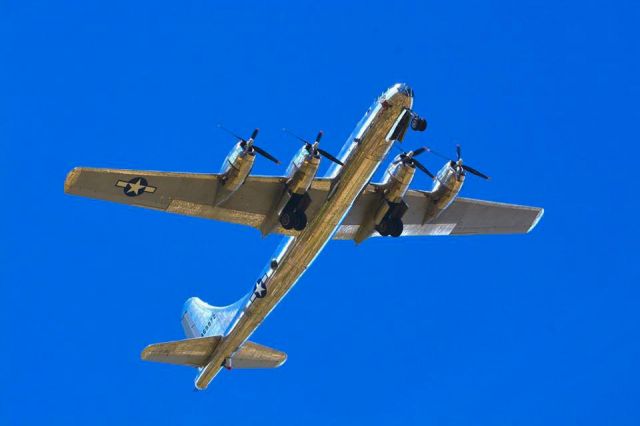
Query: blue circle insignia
114 177 157 197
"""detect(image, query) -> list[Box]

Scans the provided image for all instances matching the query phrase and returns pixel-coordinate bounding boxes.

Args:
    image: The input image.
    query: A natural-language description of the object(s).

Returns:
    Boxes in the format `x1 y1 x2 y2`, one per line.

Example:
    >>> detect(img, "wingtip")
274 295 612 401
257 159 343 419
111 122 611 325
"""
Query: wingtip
64 167 82 194
527 208 545 233
274 352 288 368
140 344 157 361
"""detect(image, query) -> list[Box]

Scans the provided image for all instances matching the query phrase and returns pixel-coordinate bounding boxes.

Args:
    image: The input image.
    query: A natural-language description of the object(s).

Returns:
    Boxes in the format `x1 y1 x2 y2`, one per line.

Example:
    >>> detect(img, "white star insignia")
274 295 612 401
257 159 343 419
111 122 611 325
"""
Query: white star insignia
126 178 145 195
254 281 267 298
115 177 157 197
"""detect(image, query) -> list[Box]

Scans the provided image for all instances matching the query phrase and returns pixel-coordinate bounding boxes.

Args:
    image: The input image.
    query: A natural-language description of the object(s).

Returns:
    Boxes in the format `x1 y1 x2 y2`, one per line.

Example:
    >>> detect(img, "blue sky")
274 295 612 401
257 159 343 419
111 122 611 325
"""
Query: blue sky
2 1 639 424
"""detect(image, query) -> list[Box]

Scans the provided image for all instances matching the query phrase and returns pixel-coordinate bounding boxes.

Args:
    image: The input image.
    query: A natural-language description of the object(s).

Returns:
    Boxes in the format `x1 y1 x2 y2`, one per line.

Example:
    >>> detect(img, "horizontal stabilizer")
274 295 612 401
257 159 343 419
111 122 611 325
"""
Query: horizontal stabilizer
227 341 287 369
141 336 221 367
141 337 286 369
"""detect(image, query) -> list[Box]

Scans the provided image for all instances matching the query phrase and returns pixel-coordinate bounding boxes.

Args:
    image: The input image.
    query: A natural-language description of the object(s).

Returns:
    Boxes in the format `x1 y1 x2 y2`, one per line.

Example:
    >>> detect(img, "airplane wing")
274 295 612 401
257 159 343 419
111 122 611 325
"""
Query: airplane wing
64 167 331 232
335 187 544 239
65 168 542 240
418 196 544 236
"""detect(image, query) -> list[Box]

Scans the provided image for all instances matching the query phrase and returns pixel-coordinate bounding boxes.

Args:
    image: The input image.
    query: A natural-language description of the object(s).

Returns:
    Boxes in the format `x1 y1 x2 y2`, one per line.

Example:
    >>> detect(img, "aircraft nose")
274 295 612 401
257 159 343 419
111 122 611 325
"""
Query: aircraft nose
383 83 414 109
395 83 414 98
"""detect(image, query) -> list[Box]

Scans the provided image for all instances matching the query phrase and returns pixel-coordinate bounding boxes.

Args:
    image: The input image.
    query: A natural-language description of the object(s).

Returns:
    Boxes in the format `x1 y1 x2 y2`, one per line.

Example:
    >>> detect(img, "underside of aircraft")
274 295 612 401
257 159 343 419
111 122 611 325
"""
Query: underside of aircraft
65 83 543 390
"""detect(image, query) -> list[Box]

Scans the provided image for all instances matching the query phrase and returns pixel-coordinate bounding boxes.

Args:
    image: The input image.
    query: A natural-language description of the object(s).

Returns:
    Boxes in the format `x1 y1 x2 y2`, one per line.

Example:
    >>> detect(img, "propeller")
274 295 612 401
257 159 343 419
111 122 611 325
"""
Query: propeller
425 144 490 180
283 128 344 166
392 146 435 178
217 125 281 164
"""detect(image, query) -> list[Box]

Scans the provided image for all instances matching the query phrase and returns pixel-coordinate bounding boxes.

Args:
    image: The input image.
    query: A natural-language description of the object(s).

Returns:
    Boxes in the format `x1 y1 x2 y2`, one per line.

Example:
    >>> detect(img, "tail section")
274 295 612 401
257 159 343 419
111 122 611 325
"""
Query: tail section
141 295 286 388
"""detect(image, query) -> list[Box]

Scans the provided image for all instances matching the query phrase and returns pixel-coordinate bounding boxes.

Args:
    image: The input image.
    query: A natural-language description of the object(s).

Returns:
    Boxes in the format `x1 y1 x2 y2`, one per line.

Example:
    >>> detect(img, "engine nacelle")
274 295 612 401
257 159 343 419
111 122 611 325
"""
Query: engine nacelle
285 145 321 195
220 142 256 193
379 157 416 203
430 161 465 210
368 159 417 238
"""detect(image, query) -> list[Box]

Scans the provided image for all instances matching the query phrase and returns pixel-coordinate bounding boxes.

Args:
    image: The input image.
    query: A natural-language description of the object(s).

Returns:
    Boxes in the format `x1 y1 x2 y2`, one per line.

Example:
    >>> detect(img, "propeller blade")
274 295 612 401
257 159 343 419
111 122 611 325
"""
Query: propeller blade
249 128 259 141
217 124 246 142
282 128 309 144
317 148 344 166
314 131 324 143
462 164 490 180
411 146 427 157
456 144 462 161
411 159 435 179
425 147 452 162
252 145 281 164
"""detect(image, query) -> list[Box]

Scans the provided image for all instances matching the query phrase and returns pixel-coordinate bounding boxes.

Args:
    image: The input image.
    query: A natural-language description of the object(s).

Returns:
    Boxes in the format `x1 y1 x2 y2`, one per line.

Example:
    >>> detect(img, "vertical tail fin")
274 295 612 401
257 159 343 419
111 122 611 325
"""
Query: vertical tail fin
142 293 285 389
181 296 249 338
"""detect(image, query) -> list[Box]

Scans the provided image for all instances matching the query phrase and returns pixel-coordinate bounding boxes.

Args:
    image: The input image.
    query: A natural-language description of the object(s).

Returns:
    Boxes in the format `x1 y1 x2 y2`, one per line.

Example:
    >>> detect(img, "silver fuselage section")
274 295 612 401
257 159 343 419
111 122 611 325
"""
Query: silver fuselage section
195 84 414 389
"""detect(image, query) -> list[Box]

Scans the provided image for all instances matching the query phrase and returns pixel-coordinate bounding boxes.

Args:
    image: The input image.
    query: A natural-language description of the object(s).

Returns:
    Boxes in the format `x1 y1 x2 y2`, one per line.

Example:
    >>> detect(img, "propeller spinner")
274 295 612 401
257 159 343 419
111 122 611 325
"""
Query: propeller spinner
217 125 281 164
425 144 490 180
392 146 435 178
283 128 344 166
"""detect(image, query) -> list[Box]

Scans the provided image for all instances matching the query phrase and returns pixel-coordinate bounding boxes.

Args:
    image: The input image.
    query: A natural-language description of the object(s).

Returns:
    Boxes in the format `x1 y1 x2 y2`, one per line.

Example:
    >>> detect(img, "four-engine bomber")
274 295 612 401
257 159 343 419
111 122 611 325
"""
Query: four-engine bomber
63 83 545 391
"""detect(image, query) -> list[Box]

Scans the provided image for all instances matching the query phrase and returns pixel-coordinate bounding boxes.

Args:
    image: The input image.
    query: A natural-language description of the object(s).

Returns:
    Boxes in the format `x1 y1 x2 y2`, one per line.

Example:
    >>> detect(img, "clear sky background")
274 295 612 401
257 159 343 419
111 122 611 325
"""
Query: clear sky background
2 1 639 424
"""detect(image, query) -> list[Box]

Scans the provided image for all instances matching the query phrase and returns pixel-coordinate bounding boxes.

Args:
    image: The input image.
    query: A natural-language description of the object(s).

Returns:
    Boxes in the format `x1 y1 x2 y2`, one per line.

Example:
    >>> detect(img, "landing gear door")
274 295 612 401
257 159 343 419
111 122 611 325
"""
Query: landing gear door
388 109 412 142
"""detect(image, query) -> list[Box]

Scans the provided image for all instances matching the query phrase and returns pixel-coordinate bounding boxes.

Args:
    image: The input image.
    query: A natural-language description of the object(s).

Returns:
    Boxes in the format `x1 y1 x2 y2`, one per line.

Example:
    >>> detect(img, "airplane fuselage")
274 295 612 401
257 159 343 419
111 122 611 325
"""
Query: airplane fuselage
194 84 415 389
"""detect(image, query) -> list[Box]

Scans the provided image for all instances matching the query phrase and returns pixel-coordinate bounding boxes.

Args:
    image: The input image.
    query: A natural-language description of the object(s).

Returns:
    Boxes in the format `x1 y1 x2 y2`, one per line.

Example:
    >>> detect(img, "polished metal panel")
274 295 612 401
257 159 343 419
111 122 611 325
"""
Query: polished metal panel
194 83 414 389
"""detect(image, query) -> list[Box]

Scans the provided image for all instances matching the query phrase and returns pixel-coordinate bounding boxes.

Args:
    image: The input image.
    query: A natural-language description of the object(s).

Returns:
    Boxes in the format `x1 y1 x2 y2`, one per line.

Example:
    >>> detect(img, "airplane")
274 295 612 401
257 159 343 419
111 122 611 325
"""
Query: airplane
64 83 543 390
